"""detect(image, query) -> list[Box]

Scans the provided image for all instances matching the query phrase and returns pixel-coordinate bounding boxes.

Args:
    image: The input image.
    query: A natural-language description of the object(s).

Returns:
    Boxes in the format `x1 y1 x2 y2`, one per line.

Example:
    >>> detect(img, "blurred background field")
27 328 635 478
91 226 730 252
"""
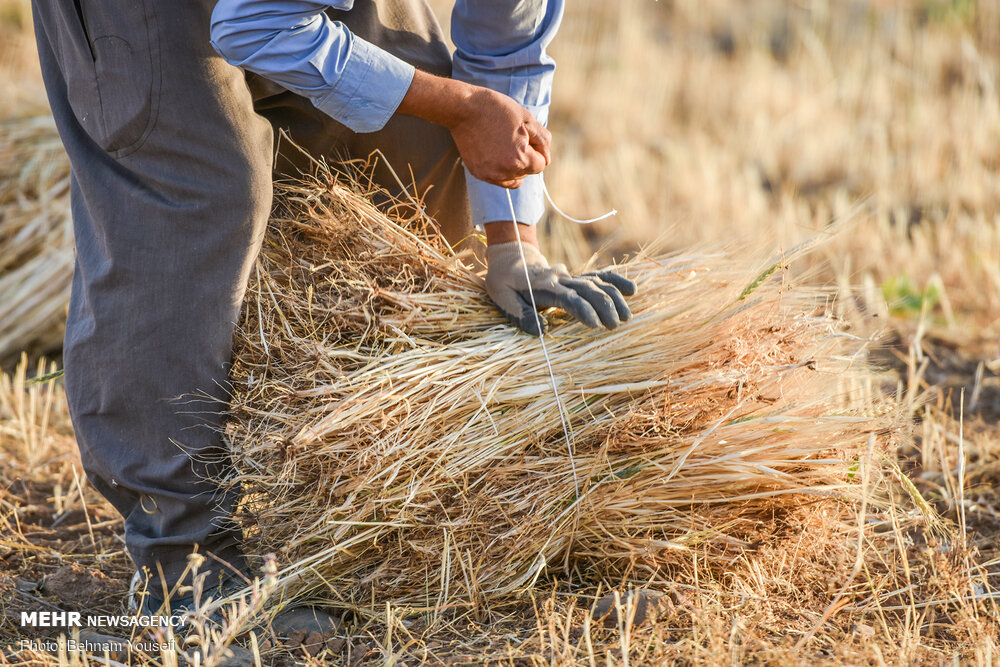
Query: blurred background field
2 0 1000 664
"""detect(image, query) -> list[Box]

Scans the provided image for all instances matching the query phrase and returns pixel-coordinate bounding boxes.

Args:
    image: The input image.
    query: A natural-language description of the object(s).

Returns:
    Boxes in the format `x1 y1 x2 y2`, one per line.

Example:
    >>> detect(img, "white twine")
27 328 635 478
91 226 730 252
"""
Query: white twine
503 178 617 509
541 175 617 224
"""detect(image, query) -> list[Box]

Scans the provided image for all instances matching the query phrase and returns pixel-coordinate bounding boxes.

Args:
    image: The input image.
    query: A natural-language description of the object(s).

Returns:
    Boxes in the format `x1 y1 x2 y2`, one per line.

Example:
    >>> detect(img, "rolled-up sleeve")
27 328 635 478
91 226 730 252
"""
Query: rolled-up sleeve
451 0 564 227
210 0 415 133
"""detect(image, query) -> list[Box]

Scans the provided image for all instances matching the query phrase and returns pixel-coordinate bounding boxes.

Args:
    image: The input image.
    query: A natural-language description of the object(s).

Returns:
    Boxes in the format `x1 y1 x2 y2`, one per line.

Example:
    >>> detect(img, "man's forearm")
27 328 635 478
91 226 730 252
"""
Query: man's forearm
396 69 476 128
483 221 538 247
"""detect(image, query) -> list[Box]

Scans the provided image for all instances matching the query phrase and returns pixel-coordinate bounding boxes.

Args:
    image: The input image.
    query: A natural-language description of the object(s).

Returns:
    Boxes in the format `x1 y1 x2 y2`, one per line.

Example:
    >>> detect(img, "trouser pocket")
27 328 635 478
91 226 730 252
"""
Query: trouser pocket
41 0 161 157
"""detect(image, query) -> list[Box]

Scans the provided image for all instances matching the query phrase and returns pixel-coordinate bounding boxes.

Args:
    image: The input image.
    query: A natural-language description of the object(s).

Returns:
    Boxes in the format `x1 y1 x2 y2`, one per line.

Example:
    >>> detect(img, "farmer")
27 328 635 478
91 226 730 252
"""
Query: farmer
29 0 635 649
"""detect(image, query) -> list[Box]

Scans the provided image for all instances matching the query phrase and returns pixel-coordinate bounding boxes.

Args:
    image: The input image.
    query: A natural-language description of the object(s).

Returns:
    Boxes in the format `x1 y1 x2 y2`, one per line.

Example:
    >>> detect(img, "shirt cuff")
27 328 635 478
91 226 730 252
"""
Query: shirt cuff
313 35 415 134
524 103 549 127
465 170 545 229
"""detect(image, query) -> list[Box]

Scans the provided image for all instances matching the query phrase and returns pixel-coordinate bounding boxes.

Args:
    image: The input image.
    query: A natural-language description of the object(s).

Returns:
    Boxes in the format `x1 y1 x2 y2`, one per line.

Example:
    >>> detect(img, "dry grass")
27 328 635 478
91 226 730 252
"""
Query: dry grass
0 116 72 367
0 0 68 368
0 2 70 363
224 165 896 615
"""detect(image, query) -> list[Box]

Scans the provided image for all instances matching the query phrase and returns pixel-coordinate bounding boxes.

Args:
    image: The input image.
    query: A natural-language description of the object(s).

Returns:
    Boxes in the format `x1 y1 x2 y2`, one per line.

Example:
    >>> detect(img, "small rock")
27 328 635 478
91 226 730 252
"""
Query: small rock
285 628 307 648
592 589 665 629
40 565 111 609
303 631 325 656
348 642 371 666
15 579 38 593
852 623 876 638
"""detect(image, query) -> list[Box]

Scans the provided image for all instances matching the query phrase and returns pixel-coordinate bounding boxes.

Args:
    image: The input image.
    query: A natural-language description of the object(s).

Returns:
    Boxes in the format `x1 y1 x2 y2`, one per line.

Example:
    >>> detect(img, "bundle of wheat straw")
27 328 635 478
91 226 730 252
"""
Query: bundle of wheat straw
225 164 893 613
0 115 73 366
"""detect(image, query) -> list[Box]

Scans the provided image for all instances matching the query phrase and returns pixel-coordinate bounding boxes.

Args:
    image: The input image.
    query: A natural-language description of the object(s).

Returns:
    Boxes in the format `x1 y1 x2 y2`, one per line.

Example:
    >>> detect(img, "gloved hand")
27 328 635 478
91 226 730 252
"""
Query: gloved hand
485 241 637 335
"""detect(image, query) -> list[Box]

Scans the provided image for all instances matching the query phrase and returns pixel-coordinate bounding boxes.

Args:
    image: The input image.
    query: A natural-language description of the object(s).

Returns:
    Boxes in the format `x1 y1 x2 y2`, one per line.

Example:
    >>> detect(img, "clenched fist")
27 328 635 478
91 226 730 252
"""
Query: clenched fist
398 70 551 189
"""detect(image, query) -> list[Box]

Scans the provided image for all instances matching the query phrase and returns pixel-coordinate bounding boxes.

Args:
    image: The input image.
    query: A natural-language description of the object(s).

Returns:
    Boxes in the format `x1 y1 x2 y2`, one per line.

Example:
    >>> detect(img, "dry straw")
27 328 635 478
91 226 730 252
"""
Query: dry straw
223 162 896 617
0 115 73 366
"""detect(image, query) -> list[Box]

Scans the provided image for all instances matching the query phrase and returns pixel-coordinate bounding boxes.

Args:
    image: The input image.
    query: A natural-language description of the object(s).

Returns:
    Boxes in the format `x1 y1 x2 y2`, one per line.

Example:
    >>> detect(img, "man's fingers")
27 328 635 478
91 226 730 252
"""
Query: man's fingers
584 270 637 297
584 275 633 322
511 141 546 179
517 306 548 336
473 119 549 188
510 290 547 336
514 124 548 177
490 286 547 335
530 287 603 329
559 277 622 329
526 120 552 166
493 154 542 188
523 147 547 176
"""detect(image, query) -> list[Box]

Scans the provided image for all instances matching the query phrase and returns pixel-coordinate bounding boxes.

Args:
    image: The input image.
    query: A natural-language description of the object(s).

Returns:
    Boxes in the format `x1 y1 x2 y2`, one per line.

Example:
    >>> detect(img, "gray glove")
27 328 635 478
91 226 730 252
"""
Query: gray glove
485 241 637 335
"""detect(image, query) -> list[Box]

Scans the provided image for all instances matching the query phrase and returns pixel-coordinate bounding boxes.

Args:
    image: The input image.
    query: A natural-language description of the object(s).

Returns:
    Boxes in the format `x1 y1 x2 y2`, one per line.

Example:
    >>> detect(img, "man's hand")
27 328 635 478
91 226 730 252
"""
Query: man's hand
398 70 550 188
484 233 637 336
449 87 550 188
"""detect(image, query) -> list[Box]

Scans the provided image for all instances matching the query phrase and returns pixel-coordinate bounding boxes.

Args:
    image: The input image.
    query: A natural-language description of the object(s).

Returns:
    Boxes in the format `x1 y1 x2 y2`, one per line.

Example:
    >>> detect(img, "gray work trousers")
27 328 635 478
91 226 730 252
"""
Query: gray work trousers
30 0 471 593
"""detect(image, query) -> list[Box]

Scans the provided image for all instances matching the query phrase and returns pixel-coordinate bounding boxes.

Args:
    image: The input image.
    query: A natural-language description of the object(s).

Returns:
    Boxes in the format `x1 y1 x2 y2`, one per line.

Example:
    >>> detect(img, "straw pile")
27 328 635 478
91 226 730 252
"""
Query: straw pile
225 165 894 612
0 115 73 366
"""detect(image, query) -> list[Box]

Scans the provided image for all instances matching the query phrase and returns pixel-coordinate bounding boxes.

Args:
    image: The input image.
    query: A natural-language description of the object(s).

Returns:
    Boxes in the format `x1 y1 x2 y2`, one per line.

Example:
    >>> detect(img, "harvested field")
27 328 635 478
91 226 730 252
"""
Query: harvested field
1 169 987 666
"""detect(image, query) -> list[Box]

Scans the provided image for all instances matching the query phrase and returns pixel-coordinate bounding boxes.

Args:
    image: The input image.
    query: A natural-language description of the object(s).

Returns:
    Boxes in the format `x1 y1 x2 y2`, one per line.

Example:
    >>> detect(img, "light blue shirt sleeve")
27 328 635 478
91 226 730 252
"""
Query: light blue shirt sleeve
210 0 415 133
210 0 563 225
451 1 565 227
